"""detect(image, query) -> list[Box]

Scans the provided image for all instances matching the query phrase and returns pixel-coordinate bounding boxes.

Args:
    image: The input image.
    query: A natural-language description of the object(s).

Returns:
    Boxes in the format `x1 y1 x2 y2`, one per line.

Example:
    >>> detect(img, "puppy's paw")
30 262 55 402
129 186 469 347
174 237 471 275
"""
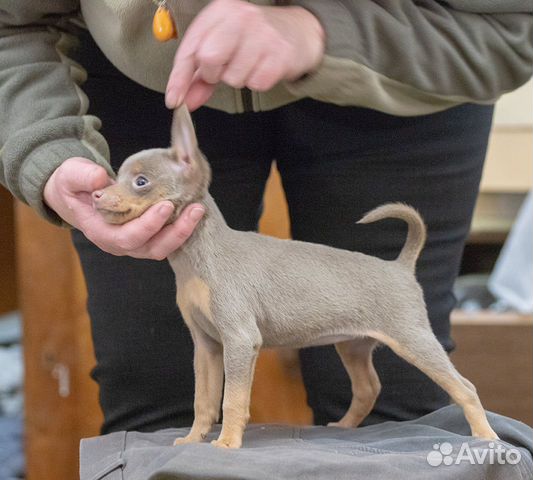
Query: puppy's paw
173 435 201 446
327 419 354 429
211 437 241 449
327 421 343 428
472 428 499 441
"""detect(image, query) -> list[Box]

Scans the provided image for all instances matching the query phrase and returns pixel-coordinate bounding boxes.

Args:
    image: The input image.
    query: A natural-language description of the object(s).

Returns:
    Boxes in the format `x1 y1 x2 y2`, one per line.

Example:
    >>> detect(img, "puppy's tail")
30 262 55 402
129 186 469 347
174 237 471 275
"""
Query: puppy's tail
357 203 426 271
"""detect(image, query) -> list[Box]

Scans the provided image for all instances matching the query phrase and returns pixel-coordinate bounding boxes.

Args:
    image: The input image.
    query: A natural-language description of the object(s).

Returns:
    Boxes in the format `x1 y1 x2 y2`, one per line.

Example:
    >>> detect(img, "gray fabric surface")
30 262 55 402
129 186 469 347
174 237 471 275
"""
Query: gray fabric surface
80 405 533 480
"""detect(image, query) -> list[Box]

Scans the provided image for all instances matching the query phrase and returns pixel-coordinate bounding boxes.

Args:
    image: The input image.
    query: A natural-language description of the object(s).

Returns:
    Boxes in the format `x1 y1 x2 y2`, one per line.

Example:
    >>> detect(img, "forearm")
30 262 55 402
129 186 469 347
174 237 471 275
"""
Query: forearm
286 0 533 115
0 1 113 225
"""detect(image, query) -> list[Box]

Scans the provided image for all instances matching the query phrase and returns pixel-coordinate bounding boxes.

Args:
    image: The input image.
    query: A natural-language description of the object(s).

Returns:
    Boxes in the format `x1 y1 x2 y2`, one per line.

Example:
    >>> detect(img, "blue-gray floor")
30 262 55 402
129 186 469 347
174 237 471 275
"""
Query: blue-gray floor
0 416 24 480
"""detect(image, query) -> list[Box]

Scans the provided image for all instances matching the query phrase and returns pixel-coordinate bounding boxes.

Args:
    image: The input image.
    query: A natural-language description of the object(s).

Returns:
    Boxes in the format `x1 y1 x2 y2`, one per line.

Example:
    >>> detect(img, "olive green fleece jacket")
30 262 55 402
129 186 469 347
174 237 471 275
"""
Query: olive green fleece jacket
0 0 532 225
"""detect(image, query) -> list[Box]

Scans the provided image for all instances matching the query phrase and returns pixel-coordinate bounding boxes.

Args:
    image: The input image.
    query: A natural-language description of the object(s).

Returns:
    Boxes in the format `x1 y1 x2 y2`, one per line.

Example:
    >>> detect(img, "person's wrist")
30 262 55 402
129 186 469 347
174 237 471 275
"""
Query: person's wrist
43 167 59 211
286 6 325 75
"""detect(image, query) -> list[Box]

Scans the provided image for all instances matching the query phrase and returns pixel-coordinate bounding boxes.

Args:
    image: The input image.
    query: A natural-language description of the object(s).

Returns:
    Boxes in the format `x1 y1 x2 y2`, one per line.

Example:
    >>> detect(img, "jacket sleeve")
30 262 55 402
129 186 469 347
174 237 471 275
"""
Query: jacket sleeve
286 0 533 115
0 1 114 225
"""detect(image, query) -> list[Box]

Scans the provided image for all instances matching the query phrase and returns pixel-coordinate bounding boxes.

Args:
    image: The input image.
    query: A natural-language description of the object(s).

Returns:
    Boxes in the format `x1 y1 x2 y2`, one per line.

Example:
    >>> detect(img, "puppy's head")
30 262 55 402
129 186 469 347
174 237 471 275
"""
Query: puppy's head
94 106 211 224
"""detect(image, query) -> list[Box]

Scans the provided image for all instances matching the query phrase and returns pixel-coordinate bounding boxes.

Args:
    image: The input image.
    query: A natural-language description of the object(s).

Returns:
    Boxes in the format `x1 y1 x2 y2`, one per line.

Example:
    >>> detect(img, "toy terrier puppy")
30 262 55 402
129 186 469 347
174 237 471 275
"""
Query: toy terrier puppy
93 106 498 449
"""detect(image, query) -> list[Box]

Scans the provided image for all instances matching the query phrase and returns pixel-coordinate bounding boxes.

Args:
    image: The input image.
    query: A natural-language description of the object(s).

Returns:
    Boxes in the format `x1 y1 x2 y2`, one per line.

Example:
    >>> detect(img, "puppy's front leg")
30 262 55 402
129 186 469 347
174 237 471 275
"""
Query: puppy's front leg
174 329 223 445
212 337 261 449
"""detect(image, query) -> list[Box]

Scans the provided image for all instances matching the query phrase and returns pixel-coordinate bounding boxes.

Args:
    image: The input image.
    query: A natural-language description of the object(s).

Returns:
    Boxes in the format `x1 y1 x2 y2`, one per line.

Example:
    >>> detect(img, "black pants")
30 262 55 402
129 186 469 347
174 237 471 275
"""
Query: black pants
71 34 493 434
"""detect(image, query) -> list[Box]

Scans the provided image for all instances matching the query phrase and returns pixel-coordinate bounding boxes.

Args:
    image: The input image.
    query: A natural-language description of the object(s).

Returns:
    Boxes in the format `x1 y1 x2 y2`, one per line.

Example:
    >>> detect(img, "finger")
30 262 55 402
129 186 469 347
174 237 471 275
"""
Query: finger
55 192 104 231
166 4 225 107
167 5 247 107
197 63 224 85
87 201 174 253
246 53 286 92
171 18 241 102
138 203 205 260
222 37 264 89
175 1 226 60
195 19 241 71
61 158 112 194
75 206 124 254
166 54 196 108
184 77 216 111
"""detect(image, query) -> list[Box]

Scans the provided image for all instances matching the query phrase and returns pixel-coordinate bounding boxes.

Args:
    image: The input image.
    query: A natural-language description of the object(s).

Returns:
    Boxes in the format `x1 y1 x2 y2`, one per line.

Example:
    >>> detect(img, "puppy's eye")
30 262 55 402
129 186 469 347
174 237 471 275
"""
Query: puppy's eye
134 176 149 188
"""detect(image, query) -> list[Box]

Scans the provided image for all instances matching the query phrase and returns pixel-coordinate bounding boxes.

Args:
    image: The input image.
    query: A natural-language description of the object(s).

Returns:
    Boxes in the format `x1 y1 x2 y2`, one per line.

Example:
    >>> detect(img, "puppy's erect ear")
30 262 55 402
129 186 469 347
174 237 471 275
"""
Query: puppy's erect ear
169 105 211 197
171 105 199 168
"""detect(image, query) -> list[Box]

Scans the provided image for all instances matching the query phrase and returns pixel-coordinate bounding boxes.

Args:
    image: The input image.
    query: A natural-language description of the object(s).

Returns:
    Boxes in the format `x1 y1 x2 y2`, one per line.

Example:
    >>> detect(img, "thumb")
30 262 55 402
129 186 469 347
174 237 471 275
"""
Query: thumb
62 158 112 193
184 79 216 111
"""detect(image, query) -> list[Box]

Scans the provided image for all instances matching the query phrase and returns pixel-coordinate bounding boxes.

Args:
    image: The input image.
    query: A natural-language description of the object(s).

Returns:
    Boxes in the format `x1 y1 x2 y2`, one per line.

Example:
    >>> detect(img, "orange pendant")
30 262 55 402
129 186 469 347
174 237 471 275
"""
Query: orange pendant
153 5 178 42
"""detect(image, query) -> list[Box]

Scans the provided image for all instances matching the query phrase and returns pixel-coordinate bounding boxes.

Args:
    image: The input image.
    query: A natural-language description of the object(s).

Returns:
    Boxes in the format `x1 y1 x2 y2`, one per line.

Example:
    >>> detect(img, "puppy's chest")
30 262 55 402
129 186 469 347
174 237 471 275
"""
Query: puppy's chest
175 275 220 341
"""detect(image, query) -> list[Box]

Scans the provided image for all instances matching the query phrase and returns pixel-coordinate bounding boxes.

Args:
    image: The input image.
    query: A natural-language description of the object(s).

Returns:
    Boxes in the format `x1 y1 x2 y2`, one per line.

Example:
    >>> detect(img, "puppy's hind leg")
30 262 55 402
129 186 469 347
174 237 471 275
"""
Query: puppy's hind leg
328 337 381 429
368 325 498 440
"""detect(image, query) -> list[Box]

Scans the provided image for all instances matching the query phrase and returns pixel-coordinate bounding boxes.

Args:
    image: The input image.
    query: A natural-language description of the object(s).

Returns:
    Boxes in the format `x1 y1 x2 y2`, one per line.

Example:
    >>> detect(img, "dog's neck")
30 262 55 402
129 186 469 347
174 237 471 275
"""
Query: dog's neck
168 191 230 269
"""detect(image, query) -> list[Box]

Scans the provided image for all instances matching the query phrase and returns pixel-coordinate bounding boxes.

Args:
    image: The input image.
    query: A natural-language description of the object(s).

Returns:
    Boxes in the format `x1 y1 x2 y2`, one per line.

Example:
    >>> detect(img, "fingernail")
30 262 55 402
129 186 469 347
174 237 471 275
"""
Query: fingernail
165 88 178 108
189 207 204 222
158 203 174 217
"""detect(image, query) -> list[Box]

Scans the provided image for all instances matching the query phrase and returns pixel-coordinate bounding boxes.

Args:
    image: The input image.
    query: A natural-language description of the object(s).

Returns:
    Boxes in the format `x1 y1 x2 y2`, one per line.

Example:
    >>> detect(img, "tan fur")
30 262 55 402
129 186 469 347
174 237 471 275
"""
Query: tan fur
173 277 222 445
176 277 213 322
328 337 381 428
213 382 256 449
174 323 223 445
95 105 499 448
367 330 496 438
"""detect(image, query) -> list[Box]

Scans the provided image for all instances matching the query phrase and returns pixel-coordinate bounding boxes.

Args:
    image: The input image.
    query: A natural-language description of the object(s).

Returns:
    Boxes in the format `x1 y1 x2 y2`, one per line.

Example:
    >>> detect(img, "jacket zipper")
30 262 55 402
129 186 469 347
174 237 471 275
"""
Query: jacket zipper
241 87 253 112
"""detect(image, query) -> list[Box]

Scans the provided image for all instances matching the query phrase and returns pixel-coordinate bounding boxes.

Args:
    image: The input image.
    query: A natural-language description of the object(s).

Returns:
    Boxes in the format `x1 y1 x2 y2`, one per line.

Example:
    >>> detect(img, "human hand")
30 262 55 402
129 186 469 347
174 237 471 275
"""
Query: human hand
43 157 204 259
165 0 325 110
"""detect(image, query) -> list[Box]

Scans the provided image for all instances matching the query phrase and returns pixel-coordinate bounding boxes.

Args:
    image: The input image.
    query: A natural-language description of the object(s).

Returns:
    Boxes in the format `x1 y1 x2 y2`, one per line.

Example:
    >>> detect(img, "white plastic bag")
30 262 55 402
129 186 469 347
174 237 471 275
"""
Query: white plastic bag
488 191 533 314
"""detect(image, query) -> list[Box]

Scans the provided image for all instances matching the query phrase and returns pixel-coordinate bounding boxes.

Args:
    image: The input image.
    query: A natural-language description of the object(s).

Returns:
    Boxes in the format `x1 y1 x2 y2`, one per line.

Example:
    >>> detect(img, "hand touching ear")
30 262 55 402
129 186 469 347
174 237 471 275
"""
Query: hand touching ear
166 0 325 110
43 157 205 260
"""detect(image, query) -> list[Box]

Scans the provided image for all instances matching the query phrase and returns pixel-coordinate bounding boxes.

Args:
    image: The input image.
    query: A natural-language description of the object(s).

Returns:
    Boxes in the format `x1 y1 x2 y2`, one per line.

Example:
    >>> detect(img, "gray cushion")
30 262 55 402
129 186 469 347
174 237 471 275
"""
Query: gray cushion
80 405 533 480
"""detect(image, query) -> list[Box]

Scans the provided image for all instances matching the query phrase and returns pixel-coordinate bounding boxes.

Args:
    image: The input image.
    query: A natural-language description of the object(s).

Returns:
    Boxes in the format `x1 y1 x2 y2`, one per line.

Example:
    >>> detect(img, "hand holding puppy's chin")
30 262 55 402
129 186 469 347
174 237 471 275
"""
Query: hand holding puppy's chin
43 156 114 228
43 156 204 259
